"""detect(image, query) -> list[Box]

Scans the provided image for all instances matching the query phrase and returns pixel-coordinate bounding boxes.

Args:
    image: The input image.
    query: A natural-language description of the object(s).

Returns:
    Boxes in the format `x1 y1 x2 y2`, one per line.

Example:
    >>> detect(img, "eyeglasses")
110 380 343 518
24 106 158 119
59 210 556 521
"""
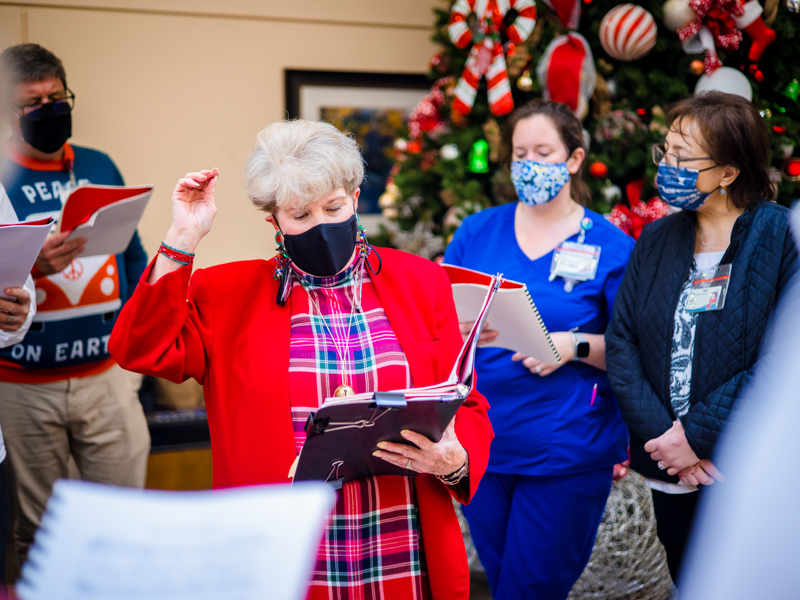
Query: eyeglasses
651 143 716 175
13 90 75 121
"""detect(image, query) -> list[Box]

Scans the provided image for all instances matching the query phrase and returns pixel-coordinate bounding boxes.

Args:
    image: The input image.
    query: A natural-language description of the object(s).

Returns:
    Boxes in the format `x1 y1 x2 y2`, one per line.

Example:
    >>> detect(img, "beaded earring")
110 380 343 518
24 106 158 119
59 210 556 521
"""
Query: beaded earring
273 231 292 306
356 217 370 260
273 231 290 280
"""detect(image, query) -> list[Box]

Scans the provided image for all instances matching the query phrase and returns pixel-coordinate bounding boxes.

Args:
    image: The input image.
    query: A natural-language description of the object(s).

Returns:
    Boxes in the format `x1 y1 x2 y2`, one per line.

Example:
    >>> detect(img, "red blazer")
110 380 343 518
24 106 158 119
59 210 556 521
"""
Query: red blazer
109 247 493 600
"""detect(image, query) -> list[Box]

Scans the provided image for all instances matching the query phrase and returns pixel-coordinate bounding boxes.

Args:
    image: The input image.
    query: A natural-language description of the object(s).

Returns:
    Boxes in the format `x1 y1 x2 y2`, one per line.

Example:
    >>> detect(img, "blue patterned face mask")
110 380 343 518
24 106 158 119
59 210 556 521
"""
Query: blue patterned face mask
511 160 571 206
656 163 717 211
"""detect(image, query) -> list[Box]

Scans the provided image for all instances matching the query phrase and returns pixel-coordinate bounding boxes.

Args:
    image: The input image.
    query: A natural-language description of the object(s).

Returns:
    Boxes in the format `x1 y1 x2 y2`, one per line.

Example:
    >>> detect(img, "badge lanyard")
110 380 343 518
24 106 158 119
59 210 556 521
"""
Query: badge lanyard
685 264 732 313
549 217 601 292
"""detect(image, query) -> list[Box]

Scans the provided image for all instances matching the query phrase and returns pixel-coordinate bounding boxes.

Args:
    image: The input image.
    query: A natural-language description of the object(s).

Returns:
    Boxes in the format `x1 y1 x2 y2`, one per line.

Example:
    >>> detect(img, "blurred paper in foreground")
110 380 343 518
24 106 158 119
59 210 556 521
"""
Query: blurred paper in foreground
680 208 800 599
17 480 334 600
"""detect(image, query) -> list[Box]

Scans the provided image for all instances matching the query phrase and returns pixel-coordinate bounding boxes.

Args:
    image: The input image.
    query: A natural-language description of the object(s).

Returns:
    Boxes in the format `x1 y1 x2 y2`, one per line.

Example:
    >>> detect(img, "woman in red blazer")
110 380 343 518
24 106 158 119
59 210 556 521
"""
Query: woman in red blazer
109 120 493 600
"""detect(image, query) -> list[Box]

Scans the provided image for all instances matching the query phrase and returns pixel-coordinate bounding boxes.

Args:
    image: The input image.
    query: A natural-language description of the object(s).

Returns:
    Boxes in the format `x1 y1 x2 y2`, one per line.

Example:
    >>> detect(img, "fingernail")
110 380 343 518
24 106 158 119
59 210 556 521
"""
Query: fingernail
372 451 381 457
376 442 386 449
400 430 410 436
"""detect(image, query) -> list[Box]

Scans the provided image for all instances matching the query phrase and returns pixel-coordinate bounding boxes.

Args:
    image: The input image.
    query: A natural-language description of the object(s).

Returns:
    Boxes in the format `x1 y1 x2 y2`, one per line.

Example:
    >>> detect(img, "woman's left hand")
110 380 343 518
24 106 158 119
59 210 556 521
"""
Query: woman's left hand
373 417 467 477
511 331 574 376
644 420 701 474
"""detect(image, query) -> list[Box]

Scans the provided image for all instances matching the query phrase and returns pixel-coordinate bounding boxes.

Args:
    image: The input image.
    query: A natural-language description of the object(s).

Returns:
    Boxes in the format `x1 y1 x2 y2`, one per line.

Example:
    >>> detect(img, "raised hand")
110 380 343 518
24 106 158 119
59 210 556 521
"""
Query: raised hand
166 168 219 253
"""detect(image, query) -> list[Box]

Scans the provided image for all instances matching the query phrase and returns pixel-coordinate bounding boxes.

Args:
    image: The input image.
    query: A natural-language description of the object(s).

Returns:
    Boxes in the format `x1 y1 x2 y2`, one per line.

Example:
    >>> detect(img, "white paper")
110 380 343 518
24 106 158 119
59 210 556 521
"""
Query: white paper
0 221 51 300
17 480 334 600
451 283 560 362
65 190 151 257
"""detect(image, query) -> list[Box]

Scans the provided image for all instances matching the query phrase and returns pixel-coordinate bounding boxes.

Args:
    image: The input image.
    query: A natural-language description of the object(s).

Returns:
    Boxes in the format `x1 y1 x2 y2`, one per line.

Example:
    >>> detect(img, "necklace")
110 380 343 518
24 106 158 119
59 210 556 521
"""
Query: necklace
302 266 364 398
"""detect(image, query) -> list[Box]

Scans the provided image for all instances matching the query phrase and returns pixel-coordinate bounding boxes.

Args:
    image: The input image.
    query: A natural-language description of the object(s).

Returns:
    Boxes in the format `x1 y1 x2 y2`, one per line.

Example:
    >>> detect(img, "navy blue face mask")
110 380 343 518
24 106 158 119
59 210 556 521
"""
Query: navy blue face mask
280 214 358 277
19 101 72 154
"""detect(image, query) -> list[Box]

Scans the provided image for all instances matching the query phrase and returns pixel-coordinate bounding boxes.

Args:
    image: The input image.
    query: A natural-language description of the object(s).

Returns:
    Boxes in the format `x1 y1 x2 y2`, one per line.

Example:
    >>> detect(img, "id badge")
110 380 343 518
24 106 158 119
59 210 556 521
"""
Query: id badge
686 264 731 313
550 242 601 282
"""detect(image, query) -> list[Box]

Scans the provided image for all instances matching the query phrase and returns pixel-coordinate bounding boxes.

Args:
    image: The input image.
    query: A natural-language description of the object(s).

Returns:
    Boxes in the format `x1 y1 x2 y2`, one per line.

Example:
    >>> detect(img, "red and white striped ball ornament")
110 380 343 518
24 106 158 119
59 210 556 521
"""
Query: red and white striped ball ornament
600 4 657 62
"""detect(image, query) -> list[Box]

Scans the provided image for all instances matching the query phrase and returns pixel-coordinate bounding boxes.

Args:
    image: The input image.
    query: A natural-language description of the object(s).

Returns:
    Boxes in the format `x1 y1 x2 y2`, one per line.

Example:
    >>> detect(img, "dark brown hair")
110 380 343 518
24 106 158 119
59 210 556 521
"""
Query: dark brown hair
0 44 67 92
501 99 590 205
667 91 774 208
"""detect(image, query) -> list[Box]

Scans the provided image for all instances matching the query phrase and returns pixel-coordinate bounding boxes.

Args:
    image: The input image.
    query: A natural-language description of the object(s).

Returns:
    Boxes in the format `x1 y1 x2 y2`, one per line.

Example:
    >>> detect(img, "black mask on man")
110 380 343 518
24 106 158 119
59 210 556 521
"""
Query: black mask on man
19 102 72 154
280 214 359 277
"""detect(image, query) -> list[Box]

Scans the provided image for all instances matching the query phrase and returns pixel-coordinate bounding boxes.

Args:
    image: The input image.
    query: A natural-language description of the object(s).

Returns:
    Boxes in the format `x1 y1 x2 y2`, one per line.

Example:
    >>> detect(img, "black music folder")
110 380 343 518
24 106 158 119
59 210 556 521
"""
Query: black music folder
291 274 502 486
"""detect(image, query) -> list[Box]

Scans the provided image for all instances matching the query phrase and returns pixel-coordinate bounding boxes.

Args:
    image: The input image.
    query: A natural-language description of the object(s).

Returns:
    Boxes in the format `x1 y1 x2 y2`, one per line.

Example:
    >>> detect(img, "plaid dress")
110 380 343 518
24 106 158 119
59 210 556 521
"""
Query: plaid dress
288 257 432 600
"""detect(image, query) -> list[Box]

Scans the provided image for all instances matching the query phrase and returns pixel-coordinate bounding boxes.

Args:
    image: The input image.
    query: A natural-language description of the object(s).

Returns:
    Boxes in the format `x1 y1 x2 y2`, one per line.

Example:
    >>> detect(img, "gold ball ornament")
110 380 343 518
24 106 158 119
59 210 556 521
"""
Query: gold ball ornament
382 207 399 220
690 60 705 76
517 70 534 92
334 385 356 397
378 192 396 209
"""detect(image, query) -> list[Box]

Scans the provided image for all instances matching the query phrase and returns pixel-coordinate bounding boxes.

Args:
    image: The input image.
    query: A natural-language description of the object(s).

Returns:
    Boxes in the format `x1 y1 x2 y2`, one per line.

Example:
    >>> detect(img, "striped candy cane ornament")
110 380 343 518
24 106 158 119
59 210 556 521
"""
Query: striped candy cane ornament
447 0 537 116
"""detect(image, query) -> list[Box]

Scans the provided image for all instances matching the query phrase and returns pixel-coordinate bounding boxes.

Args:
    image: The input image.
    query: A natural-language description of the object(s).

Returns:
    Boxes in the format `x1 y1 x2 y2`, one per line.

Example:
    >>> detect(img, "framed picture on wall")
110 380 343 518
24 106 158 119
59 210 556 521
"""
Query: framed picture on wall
285 69 430 234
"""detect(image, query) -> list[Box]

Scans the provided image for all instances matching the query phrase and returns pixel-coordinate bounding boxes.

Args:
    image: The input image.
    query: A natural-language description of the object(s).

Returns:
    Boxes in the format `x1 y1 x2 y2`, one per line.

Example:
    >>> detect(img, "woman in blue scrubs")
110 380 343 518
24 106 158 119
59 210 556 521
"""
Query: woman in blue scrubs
444 100 633 599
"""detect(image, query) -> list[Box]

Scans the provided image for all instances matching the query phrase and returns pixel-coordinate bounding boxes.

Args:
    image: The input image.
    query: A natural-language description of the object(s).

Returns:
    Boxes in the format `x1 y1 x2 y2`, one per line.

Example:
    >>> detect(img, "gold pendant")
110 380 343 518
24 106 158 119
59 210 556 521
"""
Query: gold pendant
334 385 355 397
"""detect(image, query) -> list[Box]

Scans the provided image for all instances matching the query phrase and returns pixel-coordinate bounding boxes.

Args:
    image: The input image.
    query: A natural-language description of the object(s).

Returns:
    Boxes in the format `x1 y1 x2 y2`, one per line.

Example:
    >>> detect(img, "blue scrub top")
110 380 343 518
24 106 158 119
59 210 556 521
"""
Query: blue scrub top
444 202 633 476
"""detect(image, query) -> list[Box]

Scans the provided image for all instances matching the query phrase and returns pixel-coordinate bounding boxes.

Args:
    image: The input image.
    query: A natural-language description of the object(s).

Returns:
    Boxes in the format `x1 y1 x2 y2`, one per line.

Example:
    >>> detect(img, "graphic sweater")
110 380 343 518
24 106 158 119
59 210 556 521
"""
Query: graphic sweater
0 143 148 382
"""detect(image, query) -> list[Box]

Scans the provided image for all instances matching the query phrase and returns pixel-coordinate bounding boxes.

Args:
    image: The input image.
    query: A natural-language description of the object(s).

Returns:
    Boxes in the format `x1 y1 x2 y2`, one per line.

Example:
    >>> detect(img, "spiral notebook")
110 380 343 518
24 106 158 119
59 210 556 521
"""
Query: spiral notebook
16 480 334 600
292 273 502 485
442 264 560 363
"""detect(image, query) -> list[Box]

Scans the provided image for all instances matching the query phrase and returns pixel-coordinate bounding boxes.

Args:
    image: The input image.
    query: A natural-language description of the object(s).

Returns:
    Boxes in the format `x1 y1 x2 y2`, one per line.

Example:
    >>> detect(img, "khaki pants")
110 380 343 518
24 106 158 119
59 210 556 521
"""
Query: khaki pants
0 365 150 572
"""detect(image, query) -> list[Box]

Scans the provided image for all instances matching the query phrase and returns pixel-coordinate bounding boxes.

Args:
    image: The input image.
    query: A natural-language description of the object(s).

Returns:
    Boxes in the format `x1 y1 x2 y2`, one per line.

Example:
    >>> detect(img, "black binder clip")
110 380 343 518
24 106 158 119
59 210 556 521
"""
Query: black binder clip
373 392 407 408
324 461 345 490
305 412 329 435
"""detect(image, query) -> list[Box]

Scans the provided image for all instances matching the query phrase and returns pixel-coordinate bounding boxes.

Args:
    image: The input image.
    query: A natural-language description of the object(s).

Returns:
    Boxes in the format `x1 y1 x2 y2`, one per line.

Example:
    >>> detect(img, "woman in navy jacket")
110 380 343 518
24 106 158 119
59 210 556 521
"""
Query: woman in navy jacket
606 91 799 583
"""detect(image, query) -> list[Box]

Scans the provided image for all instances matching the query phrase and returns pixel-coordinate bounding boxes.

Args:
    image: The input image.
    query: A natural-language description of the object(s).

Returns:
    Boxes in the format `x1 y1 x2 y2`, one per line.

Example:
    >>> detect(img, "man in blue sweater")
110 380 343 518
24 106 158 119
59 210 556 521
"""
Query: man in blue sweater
0 44 149 573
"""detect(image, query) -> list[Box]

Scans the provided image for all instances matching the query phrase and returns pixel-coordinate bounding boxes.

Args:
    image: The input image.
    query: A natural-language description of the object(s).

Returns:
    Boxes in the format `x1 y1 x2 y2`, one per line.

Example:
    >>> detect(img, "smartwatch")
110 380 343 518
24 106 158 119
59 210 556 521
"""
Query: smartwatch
571 331 590 360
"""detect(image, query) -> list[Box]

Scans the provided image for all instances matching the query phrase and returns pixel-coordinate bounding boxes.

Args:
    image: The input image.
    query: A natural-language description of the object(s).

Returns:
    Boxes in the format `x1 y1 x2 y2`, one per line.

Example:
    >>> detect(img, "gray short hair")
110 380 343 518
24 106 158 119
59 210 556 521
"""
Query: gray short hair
244 120 365 213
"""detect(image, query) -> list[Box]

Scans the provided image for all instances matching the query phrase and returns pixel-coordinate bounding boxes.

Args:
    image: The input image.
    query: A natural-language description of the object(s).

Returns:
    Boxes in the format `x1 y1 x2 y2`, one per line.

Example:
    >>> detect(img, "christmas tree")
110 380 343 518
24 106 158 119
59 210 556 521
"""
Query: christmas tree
379 0 800 255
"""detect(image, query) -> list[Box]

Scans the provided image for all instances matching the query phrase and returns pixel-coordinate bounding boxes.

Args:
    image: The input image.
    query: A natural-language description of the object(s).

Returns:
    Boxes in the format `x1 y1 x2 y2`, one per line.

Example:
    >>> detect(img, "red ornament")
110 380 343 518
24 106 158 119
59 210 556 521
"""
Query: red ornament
784 157 800 180
772 125 787 135
406 140 422 154
589 161 609 178
609 180 669 239
748 64 765 83
636 108 647 116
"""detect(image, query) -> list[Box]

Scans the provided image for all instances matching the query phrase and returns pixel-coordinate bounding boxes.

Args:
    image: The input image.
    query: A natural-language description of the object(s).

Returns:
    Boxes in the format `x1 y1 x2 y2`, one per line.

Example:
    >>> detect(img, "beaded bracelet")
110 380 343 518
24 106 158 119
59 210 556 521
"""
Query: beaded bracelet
437 451 469 486
158 242 195 266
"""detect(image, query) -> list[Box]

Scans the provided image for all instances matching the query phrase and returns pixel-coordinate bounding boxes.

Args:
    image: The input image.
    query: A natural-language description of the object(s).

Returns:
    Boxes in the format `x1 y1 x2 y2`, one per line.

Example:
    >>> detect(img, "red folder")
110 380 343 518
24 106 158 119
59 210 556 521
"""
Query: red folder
59 185 152 234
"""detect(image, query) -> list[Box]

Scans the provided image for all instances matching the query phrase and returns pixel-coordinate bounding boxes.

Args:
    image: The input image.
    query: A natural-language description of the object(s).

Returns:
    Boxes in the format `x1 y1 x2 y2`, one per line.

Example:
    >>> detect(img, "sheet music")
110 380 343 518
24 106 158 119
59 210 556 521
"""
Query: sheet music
17 480 334 600
0 219 52 300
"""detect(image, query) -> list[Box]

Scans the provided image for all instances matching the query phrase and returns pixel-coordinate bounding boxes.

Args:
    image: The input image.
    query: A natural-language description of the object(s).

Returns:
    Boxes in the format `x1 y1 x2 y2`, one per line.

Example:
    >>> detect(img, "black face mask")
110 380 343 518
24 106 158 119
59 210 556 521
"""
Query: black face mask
19 102 72 154
281 214 359 277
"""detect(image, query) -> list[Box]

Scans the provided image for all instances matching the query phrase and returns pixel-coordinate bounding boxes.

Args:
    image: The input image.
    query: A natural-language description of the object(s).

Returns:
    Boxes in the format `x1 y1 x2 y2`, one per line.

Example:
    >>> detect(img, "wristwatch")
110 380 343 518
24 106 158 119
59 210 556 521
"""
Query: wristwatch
571 331 590 360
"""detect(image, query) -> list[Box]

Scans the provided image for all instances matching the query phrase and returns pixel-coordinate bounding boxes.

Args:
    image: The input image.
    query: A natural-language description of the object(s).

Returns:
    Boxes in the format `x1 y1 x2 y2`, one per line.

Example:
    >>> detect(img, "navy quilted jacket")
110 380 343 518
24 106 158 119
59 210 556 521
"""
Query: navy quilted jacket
606 201 799 481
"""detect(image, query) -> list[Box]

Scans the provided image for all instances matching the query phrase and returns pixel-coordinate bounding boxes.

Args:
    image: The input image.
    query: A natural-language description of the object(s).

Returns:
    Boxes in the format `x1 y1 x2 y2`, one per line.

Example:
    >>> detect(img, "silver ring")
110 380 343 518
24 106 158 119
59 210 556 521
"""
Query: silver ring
534 365 542 373
406 459 413 470
657 461 667 470
5 314 13 325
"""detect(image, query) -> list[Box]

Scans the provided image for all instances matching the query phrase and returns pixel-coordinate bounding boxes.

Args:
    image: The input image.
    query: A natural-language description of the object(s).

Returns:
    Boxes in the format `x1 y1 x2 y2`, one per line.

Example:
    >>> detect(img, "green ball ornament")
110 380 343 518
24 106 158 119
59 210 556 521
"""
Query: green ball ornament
783 79 800 103
467 139 490 173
